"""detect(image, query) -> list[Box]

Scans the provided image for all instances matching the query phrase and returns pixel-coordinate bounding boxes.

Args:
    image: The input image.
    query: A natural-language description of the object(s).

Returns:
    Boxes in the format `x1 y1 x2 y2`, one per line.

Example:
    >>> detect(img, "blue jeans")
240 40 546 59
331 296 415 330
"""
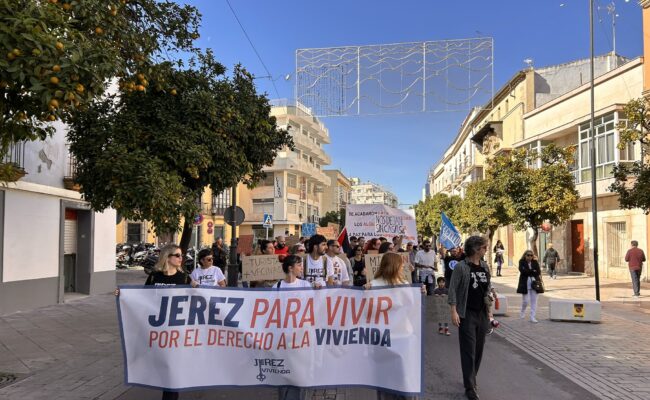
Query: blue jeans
630 269 641 296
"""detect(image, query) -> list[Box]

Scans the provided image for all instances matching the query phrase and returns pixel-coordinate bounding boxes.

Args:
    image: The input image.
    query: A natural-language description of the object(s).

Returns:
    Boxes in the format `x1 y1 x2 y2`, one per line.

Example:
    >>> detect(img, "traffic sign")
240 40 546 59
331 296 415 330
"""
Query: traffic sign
263 213 273 228
225 206 245 226
193 214 204 225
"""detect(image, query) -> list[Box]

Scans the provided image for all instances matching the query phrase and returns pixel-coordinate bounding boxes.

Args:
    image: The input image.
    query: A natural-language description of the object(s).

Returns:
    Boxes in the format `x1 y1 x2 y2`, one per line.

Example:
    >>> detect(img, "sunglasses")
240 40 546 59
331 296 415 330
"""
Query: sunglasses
204 257 213 261
169 253 183 258
526 254 533 257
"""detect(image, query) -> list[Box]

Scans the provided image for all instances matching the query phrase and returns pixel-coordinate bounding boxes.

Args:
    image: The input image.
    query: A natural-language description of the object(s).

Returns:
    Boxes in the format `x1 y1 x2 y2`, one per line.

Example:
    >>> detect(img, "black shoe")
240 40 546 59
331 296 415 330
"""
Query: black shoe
465 388 480 400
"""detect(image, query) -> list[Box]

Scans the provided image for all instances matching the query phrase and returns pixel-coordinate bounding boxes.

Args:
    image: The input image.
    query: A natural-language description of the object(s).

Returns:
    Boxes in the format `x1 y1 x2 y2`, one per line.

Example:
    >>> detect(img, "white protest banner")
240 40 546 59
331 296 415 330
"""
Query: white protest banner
345 204 417 243
117 286 422 394
241 255 284 282
365 253 413 283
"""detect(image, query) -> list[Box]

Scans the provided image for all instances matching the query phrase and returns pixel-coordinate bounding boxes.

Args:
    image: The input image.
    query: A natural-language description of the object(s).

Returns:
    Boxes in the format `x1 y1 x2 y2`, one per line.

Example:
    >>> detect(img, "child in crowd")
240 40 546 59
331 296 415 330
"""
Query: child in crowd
433 276 450 336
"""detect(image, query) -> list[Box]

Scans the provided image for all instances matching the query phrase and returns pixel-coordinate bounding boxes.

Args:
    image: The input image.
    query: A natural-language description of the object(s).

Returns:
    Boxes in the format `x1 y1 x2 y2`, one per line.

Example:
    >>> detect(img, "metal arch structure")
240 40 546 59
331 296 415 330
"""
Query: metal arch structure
295 38 494 117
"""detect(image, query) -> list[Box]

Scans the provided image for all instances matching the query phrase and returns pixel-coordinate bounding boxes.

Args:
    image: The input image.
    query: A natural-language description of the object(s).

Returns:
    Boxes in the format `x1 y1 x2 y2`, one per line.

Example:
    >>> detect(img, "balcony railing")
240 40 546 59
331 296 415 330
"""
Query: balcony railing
2 141 26 169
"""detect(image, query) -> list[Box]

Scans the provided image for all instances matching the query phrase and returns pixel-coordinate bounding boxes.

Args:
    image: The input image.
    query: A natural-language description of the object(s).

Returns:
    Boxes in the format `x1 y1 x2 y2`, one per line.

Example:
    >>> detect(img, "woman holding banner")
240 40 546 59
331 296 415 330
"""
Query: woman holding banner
365 253 423 400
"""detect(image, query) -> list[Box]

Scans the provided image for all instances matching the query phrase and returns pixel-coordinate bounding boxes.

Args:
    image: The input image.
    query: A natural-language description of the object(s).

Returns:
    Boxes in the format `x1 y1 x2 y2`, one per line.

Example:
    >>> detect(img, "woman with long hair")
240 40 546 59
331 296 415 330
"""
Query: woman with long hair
378 241 395 254
517 249 542 323
350 245 367 287
493 240 505 277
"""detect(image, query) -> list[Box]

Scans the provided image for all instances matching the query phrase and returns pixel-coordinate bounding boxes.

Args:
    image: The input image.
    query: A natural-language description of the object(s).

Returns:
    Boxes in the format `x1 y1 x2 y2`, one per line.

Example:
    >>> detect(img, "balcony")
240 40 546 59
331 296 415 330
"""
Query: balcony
63 152 80 191
270 99 330 144
267 155 331 186
1 141 26 182
291 133 331 165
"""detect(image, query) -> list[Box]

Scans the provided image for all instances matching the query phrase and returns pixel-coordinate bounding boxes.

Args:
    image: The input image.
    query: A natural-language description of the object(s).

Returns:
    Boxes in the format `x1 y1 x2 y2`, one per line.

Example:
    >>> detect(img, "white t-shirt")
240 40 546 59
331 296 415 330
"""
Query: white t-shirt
190 266 226 287
415 250 437 268
370 277 408 287
277 279 312 288
325 254 351 285
305 255 326 287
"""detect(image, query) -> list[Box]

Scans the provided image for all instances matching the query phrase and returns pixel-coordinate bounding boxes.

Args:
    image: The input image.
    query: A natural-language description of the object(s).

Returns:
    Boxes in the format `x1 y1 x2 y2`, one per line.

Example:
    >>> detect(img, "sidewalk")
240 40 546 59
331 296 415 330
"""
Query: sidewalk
491 266 650 400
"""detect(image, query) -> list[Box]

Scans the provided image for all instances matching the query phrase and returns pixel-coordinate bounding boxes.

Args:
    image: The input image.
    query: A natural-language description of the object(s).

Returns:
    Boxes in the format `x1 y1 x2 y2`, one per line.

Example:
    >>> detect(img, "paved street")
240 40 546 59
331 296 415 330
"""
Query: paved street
0 269 647 399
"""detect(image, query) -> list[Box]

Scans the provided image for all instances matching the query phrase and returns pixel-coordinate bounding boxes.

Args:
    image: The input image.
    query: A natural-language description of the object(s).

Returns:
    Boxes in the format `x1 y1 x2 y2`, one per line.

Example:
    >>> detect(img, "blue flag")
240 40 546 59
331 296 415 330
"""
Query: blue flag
439 212 461 250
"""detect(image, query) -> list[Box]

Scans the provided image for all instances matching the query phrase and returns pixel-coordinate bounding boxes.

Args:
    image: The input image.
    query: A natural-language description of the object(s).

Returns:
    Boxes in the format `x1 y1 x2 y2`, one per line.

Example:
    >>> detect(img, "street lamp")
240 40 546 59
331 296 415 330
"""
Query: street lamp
589 0 601 301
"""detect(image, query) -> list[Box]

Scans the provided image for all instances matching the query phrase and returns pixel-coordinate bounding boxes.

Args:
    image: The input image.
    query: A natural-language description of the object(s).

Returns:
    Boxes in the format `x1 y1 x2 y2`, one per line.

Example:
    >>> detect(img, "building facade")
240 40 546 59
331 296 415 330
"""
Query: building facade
238 100 331 240
350 178 399 208
1 122 116 314
321 170 351 215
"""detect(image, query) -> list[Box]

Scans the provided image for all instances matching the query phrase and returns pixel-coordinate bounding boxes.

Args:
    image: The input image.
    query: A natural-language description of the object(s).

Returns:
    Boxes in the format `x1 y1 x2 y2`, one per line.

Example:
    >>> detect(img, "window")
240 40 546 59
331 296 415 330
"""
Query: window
260 172 274 186
212 189 231 215
578 112 618 182
287 173 297 188
252 198 274 215
287 199 297 215
127 223 143 244
606 222 627 268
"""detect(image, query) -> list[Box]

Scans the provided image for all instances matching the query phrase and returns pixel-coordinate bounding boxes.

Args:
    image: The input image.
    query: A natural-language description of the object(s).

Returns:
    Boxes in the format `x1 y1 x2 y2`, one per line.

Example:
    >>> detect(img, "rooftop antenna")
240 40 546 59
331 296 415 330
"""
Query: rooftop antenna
523 58 534 69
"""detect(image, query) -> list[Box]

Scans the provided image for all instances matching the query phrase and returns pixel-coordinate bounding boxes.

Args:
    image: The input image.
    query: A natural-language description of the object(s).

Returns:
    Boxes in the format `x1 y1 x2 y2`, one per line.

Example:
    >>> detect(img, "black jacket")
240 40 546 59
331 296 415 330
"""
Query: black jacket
517 259 541 294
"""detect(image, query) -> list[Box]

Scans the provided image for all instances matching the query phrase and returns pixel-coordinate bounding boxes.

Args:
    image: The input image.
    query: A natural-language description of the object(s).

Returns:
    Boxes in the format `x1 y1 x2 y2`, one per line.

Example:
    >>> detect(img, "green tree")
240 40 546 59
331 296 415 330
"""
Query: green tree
319 209 345 228
67 54 292 252
456 177 511 263
414 193 462 242
489 145 579 256
609 98 650 212
0 0 200 178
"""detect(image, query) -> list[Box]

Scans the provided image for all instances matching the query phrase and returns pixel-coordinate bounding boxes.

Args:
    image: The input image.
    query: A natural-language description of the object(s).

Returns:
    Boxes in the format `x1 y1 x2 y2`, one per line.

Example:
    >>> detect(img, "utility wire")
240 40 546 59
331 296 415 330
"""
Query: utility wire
225 0 281 98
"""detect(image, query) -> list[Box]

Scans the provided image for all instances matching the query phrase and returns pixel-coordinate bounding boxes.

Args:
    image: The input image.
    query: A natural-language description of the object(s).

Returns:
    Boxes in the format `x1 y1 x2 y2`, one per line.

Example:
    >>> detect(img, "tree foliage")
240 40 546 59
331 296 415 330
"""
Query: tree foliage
67 53 292 251
414 193 462 239
0 0 200 176
609 97 650 213
319 209 344 228
456 177 510 239
488 145 578 255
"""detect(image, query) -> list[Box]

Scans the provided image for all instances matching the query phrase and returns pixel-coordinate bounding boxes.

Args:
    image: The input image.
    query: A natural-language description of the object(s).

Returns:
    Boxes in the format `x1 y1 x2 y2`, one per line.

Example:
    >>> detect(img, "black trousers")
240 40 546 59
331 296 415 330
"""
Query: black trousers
162 391 178 400
458 308 488 391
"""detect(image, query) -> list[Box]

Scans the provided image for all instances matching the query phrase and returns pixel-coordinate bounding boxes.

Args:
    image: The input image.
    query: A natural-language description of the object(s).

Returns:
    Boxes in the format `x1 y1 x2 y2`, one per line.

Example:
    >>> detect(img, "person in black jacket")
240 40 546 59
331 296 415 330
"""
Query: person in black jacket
517 250 542 323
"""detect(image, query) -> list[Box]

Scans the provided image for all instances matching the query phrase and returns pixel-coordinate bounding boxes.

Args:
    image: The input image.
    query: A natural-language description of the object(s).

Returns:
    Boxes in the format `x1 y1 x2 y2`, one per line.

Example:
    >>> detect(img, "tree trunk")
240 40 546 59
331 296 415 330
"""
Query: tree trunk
528 226 539 258
487 227 496 274
179 219 194 254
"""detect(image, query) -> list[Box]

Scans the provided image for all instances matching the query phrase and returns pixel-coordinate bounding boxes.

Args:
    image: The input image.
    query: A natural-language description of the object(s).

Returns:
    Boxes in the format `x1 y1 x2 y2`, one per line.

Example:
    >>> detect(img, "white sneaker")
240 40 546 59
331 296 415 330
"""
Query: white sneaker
530 318 539 323
633 295 640 298
519 313 525 319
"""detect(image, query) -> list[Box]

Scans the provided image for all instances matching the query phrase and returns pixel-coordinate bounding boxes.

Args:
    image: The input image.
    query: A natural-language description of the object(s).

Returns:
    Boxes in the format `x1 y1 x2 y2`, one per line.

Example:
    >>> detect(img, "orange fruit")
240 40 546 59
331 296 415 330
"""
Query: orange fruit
48 114 56 121
136 84 145 91
75 83 84 93
63 3 71 10
170 89 177 96
95 27 104 35
52 64 61 72
50 76 60 85
55 42 64 51
49 99 60 110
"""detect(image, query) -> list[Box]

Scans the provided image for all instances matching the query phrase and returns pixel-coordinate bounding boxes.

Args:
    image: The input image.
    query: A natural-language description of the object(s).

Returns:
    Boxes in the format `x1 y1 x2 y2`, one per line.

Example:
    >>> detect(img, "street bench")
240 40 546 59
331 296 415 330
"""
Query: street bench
549 298 601 323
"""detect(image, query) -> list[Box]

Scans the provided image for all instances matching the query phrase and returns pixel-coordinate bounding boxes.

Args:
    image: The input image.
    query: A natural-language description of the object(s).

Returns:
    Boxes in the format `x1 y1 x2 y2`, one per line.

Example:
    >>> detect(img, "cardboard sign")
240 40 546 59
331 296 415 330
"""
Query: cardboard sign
237 235 254 256
364 253 412 283
431 295 451 322
241 255 283 282
316 225 338 240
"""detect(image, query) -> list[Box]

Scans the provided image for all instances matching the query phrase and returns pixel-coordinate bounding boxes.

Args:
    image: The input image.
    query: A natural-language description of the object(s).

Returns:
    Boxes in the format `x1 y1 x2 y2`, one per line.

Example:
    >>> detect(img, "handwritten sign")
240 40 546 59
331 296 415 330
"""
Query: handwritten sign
241 255 283 282
364 253 412 283
237 235 254 256
317 226 338 240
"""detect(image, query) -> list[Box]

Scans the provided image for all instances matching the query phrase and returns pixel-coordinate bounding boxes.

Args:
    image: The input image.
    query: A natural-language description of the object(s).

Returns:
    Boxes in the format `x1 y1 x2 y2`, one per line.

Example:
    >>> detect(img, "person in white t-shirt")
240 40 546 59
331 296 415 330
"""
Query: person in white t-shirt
325 240 351 286
190 249 226 287
276 255 312 289
415 239 437 295
305 234 329 287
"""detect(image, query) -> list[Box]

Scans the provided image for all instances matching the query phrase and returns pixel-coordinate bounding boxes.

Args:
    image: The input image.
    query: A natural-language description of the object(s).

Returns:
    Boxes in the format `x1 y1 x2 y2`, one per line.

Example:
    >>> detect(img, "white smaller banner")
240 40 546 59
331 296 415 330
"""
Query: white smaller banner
345 204 417 243
117 286 422 394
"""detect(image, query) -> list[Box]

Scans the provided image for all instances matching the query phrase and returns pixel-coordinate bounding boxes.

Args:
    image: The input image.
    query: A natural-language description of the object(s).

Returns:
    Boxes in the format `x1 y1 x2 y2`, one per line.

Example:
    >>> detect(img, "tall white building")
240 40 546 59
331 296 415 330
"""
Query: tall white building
238 100 331 239
350 178 399 208
0 122 116 314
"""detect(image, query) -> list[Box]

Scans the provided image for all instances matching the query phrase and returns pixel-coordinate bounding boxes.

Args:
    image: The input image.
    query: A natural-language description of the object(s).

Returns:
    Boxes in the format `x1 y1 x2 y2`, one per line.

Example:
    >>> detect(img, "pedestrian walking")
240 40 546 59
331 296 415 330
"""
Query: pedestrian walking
433 277 450 336
493 240 505 277
625 240 646 298
415 240 437 295
448 236 492 400
191 249 226 287
517 250 542 323
543 243 560 279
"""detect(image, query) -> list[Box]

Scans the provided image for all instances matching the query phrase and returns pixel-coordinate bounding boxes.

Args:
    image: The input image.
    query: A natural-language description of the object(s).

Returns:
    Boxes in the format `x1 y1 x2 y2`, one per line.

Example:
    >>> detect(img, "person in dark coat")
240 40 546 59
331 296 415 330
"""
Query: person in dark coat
211 237 228 273
517 250 542 323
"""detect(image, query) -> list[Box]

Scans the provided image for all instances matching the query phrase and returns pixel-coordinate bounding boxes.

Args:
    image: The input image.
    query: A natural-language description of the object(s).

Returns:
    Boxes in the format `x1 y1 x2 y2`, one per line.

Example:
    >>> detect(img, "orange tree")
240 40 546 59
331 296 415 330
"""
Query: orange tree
0 0 200 173
67 53 292 252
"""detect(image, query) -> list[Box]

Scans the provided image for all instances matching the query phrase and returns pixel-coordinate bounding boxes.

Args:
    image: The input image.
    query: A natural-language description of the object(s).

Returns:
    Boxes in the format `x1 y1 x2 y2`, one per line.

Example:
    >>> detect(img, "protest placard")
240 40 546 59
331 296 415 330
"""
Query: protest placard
345 204 417 243
237 235 254 256
117 286 422 394
241 255 283 282
430 295 451 323
364 253 412 284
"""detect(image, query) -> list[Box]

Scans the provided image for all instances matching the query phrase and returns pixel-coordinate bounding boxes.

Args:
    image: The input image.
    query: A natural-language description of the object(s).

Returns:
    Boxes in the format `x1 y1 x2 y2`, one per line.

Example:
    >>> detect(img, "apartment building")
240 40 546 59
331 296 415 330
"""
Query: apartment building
350 178 399 208
238 100 331 240
322 170 352 215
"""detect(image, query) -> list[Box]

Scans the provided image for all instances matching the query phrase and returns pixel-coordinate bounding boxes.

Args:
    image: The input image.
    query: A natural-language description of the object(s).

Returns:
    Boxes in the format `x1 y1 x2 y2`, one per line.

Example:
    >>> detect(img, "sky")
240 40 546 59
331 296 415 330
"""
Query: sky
182 0 643 206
